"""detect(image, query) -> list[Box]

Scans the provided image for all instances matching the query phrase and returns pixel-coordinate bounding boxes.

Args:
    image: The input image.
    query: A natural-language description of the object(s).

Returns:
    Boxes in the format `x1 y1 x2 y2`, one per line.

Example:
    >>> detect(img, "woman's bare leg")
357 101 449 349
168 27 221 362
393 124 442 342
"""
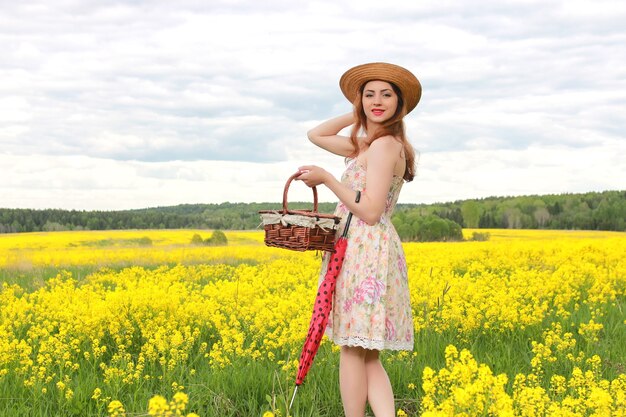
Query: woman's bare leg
339 346 367 417
364 349 395 417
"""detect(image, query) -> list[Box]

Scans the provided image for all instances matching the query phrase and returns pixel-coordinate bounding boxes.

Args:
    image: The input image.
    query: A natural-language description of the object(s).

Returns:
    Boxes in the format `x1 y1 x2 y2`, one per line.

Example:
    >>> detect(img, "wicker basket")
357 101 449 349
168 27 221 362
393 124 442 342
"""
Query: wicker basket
259 172 341 252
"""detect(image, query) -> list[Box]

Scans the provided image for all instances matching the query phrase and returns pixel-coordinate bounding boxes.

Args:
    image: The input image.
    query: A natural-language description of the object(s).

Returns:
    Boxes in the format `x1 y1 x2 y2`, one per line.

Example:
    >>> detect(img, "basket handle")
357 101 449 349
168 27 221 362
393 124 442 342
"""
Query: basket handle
282 172 318 214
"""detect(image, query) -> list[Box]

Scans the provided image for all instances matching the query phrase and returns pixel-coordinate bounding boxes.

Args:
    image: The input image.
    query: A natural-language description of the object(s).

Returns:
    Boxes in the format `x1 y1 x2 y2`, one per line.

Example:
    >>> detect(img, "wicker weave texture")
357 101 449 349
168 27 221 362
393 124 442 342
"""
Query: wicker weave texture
263 222 336 252
259 172 340 253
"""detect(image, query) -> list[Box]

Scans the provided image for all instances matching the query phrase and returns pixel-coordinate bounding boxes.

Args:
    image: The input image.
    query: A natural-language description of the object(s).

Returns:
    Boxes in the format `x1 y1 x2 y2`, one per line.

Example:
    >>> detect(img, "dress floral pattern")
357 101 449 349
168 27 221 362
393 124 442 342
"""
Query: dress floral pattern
320 159 414 351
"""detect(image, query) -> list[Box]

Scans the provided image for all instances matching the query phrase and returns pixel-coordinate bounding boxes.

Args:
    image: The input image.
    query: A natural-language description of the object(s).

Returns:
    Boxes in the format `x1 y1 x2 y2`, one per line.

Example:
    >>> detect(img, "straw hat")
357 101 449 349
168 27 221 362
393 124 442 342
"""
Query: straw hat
339 62 422 114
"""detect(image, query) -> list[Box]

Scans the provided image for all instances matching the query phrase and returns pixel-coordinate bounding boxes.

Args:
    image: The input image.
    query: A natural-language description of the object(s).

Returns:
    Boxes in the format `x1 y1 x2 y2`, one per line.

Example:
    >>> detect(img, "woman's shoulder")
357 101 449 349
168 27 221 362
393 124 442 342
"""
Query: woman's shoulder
369 135 403 152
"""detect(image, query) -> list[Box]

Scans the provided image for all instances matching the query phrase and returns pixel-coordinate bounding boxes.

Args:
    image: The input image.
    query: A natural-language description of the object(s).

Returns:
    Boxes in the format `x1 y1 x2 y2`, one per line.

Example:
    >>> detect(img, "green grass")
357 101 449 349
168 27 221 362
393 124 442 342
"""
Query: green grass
0 255 262 292
1 309 623 416
68 237 153 248
1 267 624 417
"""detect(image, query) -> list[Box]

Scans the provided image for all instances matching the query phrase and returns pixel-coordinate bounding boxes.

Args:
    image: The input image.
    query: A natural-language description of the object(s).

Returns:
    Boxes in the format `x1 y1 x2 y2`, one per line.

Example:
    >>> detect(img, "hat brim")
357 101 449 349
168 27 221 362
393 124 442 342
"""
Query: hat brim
339 62 422 114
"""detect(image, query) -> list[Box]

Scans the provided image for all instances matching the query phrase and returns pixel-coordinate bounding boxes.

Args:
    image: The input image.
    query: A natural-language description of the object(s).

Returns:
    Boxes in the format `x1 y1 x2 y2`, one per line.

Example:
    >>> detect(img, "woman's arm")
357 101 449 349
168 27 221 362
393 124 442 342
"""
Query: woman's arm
298 136 401 225
307 112 357 157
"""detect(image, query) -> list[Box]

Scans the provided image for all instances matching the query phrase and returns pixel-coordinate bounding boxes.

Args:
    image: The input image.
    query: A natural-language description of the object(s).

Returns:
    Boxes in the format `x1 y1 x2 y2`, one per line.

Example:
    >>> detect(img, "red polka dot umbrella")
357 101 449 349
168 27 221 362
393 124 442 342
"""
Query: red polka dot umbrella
289 191 360 410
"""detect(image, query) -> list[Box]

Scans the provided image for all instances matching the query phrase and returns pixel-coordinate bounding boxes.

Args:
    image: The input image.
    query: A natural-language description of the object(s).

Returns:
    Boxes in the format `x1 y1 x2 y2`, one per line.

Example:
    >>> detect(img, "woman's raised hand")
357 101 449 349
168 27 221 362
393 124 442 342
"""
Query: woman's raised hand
307 113 356 157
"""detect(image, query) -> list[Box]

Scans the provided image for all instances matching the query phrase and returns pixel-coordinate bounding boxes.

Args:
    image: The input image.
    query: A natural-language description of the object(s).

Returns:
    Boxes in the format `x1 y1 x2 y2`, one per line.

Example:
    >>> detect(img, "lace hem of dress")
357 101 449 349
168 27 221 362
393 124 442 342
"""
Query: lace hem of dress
331 335 413 351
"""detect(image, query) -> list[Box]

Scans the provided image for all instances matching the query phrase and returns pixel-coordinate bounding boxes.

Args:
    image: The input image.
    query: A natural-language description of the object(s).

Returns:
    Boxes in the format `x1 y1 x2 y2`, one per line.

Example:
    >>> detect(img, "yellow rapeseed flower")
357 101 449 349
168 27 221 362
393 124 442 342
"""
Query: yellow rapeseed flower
0 229 624 415
92 387 102 400
107 400 126 417
147 395 168 416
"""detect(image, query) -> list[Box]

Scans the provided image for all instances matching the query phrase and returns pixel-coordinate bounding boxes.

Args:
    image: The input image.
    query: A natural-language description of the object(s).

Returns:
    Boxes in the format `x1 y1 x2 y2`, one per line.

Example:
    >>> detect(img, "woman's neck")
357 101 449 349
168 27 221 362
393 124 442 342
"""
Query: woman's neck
365 119 383 132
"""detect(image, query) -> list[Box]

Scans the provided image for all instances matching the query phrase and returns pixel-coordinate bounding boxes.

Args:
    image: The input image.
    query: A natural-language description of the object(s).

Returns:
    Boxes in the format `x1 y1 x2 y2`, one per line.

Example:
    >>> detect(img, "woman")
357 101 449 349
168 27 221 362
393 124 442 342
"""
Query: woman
296 62 421 417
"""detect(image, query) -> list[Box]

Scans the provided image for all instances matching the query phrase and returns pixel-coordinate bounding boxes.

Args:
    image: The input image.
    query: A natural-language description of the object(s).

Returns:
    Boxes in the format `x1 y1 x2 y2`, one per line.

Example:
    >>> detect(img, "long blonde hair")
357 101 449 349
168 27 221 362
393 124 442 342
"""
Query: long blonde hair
347 81 416 182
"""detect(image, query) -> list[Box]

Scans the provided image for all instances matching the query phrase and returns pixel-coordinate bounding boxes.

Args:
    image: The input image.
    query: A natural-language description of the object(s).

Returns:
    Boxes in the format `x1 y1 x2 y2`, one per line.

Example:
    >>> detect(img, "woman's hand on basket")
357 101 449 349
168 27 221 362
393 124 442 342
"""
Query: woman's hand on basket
296 165 331 188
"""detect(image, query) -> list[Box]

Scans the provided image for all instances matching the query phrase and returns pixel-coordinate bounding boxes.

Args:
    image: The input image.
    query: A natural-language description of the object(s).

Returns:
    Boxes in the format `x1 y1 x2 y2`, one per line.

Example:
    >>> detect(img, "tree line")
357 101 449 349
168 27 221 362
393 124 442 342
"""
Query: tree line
0 190 624 236
391 190 625 241
426 190 624 230
0 202 336 234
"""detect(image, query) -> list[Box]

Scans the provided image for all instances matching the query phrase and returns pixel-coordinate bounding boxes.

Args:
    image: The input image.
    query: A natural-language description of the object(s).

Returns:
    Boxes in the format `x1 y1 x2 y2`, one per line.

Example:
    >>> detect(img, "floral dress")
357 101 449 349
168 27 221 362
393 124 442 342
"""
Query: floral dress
320 159 414 351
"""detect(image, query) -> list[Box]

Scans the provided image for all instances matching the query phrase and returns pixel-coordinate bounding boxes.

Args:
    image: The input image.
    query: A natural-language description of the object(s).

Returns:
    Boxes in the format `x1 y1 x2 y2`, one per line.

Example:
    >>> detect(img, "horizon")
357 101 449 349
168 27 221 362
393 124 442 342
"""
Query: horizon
2 188 623 213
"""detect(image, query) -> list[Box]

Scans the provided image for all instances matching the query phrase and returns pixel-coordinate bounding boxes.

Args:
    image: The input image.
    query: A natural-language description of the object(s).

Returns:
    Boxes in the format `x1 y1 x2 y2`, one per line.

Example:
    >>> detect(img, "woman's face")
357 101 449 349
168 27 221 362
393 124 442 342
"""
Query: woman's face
361 80 398 124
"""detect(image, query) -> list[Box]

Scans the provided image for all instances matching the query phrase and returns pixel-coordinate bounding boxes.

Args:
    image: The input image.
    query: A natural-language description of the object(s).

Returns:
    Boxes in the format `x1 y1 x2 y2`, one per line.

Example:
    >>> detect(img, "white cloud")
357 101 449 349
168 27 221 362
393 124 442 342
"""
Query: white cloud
0 0 624 209
404 139 626 204
3 136 623 210
0 152 340 210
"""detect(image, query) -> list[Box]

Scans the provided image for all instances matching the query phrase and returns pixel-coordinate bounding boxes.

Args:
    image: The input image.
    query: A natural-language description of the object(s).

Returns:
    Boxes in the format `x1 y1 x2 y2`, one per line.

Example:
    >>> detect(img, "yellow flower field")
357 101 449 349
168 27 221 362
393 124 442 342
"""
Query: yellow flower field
0 229 269 271
0 228 624 416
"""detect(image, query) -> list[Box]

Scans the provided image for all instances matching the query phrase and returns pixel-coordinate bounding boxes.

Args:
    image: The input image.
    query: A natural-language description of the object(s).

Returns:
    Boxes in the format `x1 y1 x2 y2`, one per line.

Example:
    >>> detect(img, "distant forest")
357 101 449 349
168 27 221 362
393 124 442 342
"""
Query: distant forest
0 190 624 235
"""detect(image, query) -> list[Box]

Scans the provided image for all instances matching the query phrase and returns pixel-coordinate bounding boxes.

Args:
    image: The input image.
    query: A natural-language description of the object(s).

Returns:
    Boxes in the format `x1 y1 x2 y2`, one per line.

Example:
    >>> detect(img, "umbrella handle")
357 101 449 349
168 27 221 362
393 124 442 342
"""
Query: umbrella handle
289 385 298 411
341 190 361 238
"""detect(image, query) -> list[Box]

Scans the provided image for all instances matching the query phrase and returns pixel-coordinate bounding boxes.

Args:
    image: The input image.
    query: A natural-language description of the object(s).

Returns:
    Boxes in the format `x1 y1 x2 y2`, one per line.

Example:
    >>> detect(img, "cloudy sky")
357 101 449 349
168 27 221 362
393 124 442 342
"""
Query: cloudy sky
1 0 624 210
